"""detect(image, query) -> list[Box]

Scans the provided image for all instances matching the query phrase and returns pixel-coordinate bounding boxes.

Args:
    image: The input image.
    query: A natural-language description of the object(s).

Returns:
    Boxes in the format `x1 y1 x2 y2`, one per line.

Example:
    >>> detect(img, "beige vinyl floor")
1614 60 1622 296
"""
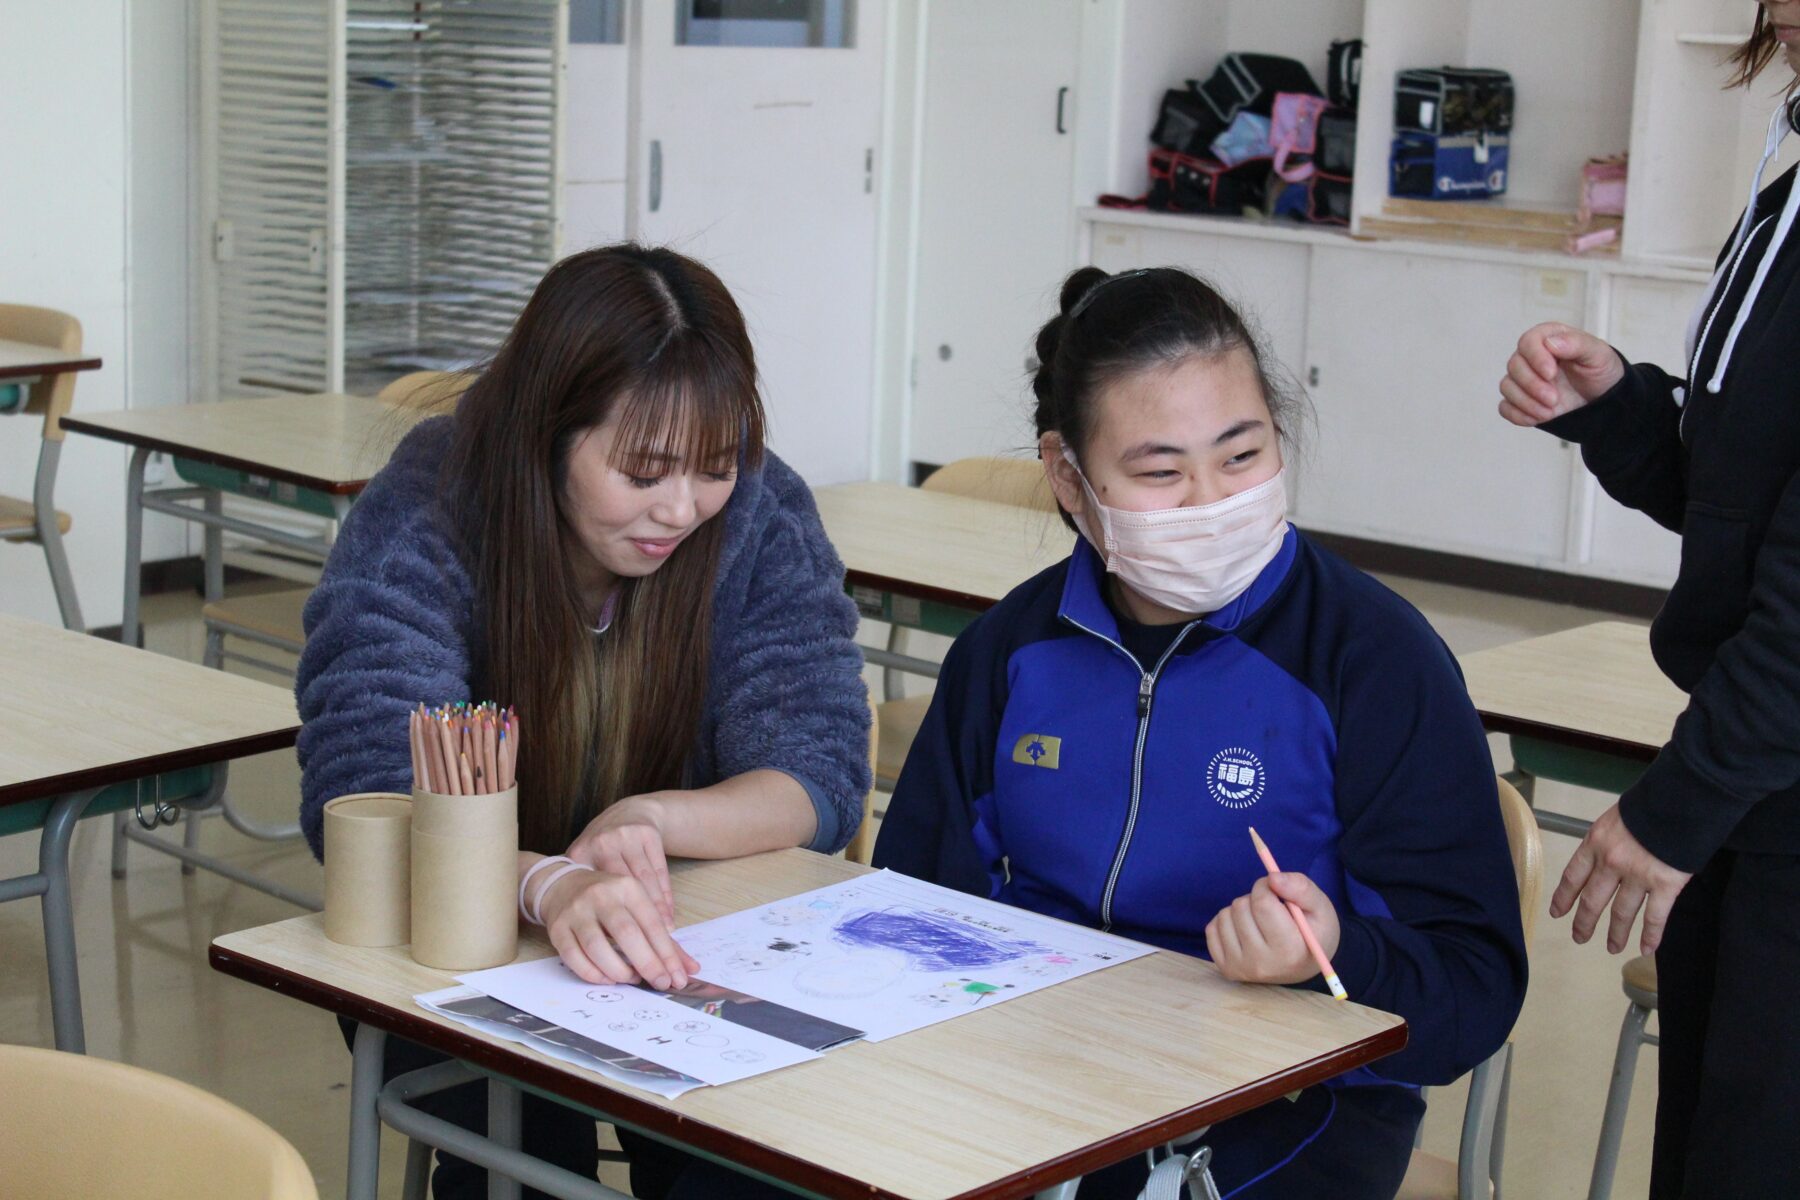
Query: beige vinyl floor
0 575 1658 1199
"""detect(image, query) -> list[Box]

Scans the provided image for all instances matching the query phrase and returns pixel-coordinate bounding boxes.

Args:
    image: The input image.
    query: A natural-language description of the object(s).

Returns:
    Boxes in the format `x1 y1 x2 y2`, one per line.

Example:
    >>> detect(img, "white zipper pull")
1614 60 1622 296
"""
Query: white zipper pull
1138 673 1154 718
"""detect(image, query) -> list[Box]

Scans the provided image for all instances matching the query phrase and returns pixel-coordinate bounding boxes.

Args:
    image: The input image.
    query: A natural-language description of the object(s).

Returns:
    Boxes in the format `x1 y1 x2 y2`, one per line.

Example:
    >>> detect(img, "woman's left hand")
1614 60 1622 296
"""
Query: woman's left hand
1206 872 1341 986
566 796 675 925
1551 803 1692 955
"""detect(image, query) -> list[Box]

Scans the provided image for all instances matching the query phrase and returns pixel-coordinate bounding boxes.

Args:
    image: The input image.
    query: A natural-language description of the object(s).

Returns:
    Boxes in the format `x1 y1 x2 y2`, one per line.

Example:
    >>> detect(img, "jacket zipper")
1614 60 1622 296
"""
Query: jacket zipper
1061 615 1198 931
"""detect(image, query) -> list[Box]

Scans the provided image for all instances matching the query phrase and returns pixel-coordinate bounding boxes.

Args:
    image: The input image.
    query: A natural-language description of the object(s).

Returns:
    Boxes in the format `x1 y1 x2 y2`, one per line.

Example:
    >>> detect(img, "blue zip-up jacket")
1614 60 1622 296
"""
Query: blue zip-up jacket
873 527 1526 1086
295 416 870 860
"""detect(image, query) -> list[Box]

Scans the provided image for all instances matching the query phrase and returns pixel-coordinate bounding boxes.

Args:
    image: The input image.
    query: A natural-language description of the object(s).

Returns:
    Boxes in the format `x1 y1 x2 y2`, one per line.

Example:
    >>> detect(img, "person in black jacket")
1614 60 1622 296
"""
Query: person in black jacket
1497 6 1800 1194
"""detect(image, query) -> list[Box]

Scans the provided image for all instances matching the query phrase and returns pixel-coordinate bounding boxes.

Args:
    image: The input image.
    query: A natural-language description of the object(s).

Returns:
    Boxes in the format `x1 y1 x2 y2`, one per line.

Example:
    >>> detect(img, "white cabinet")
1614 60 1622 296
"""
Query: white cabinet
1298 246 1582 565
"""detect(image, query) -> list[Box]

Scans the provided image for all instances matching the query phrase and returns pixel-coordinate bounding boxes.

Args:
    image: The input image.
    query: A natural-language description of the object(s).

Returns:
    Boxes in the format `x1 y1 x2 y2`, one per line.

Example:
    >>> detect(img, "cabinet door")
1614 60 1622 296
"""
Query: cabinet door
1581 275 1700 587
1298 246 1583 564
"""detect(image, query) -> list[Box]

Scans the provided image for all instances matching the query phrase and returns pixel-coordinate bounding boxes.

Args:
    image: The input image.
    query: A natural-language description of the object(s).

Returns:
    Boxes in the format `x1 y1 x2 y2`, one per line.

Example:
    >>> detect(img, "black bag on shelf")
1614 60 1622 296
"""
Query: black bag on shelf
1318 108 1358 176
1146 147 1267 216
1395 66 1514 137
1308 173 1353 225
1198 53 1321 126
1328 39 1363 109
1150 84 1228 157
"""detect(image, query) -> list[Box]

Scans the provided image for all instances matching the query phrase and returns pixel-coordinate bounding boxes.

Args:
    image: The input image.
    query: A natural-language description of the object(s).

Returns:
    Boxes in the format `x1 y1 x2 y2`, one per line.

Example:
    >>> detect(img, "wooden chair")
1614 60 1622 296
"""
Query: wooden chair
843 687 881 866
0 1043 319 1199
0 304 86 630
873 456 1058 788
1586 954 1658 1200
1398 774 1543 1200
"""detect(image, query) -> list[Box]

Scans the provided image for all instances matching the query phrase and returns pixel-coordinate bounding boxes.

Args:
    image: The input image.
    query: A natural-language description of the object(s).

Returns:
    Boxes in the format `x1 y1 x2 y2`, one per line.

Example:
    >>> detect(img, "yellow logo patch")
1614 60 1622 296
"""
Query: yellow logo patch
1012 734 1061 769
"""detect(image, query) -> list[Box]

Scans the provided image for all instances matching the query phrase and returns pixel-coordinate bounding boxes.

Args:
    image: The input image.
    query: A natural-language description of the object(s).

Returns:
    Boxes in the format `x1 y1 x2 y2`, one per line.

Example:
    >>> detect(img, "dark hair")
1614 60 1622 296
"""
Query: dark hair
443 244 765 854
1727 6 1783 89
1031 265 1304 478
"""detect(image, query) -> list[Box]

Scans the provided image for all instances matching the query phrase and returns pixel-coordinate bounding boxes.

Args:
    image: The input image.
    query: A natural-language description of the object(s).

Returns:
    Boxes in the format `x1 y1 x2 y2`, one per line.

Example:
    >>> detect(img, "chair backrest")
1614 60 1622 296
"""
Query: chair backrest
0 303 82 442
378 369 472 411
921 456 1060 514
844 686 880 866
0 1044 319 1200
1495 775 1543 943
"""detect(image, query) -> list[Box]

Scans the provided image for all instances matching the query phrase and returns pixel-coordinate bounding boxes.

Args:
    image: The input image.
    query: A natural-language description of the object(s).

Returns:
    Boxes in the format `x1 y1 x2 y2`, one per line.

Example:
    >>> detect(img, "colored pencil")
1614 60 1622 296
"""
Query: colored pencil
1247 826 1348 1001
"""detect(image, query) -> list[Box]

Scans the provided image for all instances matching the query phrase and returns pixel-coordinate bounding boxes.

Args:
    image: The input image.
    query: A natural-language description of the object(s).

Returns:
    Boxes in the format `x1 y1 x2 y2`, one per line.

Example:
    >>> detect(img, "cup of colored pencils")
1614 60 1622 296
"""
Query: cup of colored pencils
408 702 520 970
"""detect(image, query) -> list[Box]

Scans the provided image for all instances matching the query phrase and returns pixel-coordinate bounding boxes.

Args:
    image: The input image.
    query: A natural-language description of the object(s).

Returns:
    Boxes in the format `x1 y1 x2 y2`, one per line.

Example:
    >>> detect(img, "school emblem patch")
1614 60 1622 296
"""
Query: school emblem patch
1207 747 1265 809
1011 734 1062 770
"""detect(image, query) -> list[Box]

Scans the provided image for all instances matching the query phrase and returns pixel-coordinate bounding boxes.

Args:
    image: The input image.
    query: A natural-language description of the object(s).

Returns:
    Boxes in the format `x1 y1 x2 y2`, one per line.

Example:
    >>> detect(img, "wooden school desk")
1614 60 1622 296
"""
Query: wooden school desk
1458 621 1687 836
815 482 1073 678
60 393 429 648
0 338 103 411
0 612 299 1052
213 849 1406 1200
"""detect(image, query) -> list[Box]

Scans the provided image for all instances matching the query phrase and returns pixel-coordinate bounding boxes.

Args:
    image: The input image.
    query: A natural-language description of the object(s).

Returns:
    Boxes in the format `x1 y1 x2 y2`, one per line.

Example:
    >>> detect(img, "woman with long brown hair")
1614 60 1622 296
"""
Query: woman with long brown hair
297 243 869 1197
1498 4 1800 1194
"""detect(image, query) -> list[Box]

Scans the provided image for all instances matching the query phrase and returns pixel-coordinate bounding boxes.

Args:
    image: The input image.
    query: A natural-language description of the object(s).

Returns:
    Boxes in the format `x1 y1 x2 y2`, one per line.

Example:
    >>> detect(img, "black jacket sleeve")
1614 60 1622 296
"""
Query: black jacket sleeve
1326 612 1530 1085
1620 468 1800 870
1541 356 1688 532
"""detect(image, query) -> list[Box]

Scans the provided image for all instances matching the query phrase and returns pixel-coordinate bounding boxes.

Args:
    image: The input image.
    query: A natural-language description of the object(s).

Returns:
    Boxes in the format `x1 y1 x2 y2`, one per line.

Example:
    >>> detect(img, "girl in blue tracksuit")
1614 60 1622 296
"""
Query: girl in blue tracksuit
874 266 1527 1199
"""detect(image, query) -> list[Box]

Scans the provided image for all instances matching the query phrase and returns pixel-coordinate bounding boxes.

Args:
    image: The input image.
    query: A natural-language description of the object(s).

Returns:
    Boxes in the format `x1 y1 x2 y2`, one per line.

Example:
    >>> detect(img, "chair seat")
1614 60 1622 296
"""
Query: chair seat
1397 1149 1461 1200
875 693 932 783
1622 953 1658 1008
202 587 311 646
0 493 71 536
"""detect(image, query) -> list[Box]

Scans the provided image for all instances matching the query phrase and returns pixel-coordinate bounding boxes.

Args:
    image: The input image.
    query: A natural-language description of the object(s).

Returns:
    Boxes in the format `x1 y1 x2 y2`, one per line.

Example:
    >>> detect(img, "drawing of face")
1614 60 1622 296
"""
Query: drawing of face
633 1009 666 1022
791 951 907 999
911 991 955 1008
721 1049 765 1064
759 904 823 927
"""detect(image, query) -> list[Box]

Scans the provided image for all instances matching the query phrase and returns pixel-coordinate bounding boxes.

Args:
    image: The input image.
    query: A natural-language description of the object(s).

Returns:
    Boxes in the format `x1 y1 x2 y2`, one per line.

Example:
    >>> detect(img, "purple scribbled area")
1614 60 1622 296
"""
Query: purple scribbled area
831 906 1043 971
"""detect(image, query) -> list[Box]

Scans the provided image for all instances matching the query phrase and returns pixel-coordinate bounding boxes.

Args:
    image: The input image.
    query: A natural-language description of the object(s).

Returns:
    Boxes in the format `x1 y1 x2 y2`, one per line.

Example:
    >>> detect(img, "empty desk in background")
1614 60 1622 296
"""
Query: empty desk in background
1458 621 1687 836
0 338 102 412
60 393 429 648
0 612 299 1052
212 848 1406 1200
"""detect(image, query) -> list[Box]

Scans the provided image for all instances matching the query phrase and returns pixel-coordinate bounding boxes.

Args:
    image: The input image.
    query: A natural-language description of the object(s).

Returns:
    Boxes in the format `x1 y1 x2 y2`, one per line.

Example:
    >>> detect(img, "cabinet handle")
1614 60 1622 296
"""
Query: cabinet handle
1056 86 1069 135
1308 366 1321 387
649 140 663 213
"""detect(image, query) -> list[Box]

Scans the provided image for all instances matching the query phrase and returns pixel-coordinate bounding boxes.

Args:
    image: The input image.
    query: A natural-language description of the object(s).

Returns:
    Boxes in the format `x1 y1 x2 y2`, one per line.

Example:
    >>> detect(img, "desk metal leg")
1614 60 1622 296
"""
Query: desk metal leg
348 1023 388 1200
489 1079 523 1200
1033 1183 1080 1200
122 445 150 648
40 787 101 1052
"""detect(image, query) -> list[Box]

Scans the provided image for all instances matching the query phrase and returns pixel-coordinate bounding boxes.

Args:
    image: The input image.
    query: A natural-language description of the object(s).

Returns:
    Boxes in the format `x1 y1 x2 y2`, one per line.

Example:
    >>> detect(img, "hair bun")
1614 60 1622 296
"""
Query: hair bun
1059 267 1111 317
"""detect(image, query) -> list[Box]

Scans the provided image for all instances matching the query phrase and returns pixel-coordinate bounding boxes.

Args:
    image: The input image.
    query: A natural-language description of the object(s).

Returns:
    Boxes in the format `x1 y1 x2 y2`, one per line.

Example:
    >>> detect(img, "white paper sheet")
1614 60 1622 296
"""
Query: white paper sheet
458 958 823 1086
416 985 704 1099
673 870 1154 1042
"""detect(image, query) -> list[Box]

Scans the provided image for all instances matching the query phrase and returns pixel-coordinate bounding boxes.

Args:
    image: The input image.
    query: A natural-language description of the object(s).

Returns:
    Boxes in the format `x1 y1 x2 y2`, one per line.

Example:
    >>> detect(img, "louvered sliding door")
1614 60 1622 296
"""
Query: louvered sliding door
202 0 562 401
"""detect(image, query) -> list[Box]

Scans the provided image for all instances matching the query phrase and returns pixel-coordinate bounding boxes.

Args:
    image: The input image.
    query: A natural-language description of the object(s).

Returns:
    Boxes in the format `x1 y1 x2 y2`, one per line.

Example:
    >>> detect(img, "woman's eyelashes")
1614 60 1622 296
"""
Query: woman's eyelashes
624 470 735 489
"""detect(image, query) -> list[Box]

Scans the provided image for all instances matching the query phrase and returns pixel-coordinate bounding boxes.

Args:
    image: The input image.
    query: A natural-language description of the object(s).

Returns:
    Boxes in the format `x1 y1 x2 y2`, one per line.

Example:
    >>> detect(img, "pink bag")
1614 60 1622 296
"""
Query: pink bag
1270 92 1331 182
1578 154 1628 223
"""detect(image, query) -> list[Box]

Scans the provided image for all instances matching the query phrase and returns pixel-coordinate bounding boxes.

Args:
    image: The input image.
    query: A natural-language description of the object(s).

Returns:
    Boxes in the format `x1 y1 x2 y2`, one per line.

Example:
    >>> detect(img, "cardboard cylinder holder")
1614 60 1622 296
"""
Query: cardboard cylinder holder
410 784 519 970
322 793 413 947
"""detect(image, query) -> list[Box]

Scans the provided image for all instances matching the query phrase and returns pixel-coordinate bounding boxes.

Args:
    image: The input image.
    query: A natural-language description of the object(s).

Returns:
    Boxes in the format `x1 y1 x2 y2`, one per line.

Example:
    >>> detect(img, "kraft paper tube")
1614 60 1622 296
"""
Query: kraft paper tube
411 785 517 839
409 785 519 971
322 793 413 947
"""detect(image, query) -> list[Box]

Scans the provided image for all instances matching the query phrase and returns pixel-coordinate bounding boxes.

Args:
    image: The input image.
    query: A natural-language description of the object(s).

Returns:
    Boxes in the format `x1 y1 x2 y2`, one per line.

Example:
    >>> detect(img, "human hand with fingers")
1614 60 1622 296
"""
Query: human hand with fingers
566 795 675 925
1498 322 1625 427
536 864 701 990
1205 873 1342 987
1551 803 1692 955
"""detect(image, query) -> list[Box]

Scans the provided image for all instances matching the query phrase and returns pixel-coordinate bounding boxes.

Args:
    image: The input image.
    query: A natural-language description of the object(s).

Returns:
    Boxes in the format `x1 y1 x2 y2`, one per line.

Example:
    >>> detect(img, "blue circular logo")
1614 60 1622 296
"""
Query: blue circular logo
1207 747 1266 809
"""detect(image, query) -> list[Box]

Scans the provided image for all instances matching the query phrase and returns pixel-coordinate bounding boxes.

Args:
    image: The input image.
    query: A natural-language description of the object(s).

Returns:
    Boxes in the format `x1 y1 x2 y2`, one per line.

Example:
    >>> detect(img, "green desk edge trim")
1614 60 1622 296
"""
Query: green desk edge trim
173 457 340 519
1510 737 1649 797
847 584 979 637
0 765 215 838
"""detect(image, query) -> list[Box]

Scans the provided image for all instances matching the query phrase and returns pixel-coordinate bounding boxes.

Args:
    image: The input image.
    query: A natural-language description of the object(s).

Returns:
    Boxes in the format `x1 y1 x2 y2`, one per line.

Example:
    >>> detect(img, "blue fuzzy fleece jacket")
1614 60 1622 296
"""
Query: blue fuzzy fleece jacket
294 416 870 859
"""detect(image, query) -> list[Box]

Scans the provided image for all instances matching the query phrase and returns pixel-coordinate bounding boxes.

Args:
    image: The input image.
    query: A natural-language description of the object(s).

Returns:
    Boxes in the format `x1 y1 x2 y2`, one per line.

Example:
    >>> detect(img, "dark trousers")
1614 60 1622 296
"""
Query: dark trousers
1074 1084 1422 1200
1650 849 1800 1199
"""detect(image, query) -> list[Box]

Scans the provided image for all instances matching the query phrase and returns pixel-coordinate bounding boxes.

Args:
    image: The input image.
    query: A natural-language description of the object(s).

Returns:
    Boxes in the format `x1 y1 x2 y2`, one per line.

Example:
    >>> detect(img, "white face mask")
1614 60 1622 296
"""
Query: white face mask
1062 448 1289 617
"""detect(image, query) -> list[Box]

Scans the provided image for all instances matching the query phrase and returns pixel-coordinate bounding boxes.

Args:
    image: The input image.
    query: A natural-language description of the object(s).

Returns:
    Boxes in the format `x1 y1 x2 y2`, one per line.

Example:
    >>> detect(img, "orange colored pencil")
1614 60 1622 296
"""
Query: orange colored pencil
1248 827 1348 1001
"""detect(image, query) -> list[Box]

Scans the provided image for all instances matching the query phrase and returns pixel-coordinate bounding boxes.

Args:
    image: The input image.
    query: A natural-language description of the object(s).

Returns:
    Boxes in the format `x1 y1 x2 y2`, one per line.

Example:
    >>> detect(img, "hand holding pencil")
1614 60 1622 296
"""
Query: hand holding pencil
1204 826 1348 1000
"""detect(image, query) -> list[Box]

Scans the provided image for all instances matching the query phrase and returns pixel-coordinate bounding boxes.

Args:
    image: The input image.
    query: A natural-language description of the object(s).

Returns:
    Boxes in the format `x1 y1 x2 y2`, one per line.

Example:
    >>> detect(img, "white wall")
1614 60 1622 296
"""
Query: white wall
561 42 631 251
0 1 130 629
0 1 194 630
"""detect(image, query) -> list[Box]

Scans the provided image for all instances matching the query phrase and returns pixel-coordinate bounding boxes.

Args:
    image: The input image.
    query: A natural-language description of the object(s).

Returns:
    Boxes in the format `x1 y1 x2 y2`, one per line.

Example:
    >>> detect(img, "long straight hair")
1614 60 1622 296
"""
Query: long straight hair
1728 6 1782 89
443 245 765 853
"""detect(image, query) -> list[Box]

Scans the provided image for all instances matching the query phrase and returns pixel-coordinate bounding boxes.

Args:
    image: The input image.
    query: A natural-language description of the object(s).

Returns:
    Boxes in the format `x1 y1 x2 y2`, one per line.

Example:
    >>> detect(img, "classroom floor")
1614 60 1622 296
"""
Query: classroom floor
0 575 1658 1200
